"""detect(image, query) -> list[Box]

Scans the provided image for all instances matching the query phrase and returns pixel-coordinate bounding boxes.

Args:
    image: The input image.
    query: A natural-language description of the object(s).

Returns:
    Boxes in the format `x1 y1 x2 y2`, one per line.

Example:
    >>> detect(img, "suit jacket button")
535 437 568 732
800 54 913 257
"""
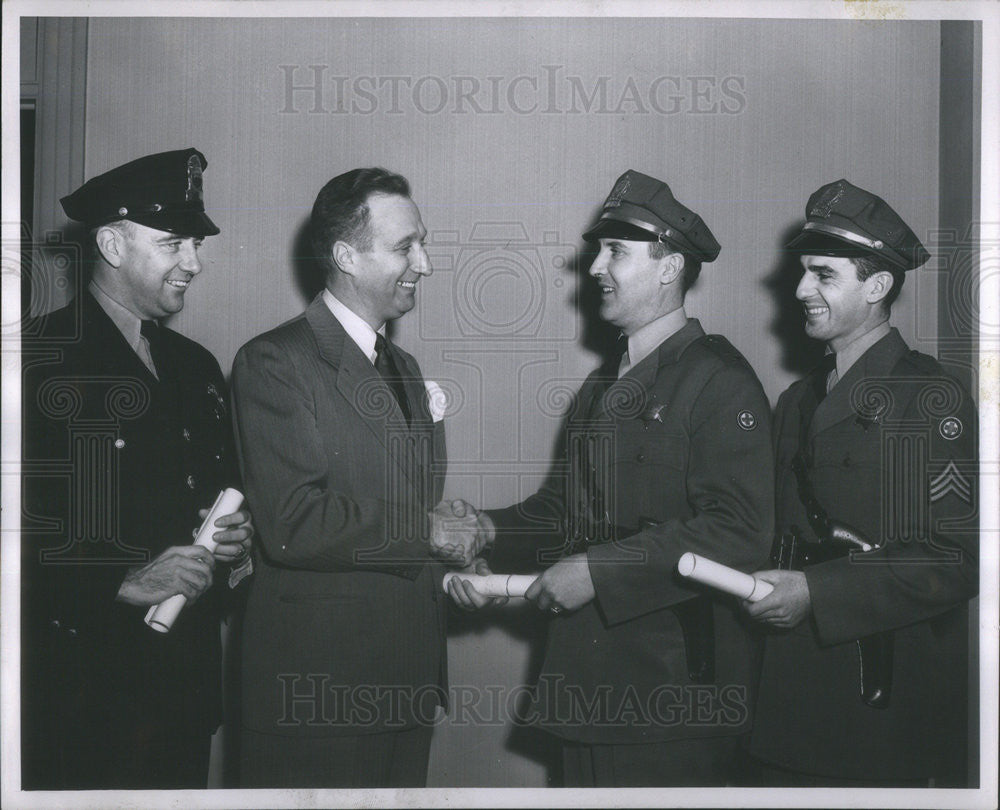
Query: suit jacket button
636 453 646 462
186 475 196 489
67 628 78 637
114 439 125 449
50 619 61 629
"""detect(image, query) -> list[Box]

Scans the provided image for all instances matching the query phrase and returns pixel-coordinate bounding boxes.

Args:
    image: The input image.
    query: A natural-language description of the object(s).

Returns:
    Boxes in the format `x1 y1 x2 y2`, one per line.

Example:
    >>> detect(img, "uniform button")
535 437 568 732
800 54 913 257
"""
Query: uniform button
67 628 78 637
114 438 125 449
182 428 191 441
50 619 61 629
215 454 222 461
636 453 646 462
186 475 196 489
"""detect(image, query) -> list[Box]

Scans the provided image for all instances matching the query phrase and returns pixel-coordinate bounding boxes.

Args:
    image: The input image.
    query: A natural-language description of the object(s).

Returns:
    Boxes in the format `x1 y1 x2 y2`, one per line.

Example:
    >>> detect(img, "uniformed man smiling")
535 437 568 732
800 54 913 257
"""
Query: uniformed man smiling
22 148 253 789
448 170 774 787
746 180 979 787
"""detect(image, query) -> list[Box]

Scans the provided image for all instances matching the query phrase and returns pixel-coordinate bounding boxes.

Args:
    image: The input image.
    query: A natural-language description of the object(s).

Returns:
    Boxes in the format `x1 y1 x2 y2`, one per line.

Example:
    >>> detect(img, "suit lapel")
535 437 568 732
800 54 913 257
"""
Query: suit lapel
305 296 432 495
305 296 394 452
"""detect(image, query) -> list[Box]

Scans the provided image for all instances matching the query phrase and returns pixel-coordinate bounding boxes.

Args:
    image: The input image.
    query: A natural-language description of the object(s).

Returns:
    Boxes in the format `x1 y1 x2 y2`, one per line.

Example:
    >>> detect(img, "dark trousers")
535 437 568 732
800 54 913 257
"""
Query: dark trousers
23 723 211 790
560 735 742 787
241 726 433 788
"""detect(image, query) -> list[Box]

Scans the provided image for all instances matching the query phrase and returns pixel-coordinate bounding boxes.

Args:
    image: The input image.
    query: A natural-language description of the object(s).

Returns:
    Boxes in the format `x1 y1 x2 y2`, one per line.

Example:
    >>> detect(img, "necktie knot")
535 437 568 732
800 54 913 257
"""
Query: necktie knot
814 352 837 402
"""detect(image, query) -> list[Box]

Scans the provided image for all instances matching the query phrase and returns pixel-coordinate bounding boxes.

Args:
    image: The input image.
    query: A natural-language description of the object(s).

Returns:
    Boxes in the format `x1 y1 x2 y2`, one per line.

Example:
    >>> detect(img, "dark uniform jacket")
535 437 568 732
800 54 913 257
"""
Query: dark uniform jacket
21 291 239 788
489 319 774 745
750 329 978 782
231 295 448 738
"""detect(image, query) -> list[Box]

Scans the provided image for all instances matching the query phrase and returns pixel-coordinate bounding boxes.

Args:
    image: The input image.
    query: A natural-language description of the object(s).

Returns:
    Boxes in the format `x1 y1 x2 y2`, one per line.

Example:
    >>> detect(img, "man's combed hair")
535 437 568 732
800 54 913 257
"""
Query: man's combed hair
648 240 702 293
310 168 411 274
853 254 905 312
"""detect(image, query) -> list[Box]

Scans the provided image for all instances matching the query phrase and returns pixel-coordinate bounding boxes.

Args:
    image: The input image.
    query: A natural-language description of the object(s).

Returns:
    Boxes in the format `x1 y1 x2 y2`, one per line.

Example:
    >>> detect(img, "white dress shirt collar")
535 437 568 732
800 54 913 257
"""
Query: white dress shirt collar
322 289 384 365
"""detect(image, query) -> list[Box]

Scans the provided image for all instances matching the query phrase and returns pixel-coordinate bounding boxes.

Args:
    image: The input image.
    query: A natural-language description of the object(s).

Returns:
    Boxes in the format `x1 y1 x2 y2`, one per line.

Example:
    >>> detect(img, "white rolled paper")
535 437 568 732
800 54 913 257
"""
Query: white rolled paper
677 552 773 603
442 572 538 598
144 487 245 633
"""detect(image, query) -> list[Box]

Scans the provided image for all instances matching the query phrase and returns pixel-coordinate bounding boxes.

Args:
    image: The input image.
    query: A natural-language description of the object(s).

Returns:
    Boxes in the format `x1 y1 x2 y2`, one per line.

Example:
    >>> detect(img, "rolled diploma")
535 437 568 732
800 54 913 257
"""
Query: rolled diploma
144 487 244 633
442 572 538 598
677 552 773 602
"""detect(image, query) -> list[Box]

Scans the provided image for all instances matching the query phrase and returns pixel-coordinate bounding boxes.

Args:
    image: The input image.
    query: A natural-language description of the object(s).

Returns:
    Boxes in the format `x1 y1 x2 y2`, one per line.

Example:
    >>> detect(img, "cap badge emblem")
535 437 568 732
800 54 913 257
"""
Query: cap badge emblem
186 154 204 203
606 175 631 208
809 183 845 219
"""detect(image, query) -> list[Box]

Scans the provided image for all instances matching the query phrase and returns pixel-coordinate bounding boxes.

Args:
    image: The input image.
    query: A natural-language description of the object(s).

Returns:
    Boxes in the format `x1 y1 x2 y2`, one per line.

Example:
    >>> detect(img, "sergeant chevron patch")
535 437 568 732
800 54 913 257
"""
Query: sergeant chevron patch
929 461 971 504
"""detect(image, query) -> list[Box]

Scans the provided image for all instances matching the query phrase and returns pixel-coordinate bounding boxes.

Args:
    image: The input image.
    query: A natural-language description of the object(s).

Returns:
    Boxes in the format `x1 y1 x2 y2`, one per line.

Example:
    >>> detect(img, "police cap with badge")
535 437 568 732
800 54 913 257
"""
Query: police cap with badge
61 147 220 237
582 169 721 262
786 178 929 270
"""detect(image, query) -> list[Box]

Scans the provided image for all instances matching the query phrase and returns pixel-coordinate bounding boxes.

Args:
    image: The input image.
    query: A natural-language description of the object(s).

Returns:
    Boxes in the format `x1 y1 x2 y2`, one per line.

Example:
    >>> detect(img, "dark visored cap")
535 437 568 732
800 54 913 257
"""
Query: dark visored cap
583 170 721 262
786 178 929 270
61 147 220 237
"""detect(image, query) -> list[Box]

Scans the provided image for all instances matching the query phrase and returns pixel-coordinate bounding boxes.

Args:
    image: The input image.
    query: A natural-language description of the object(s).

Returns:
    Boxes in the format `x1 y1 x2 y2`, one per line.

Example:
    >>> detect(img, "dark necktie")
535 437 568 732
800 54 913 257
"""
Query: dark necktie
140 319 165 379
813 352 837 403
374 333 412 425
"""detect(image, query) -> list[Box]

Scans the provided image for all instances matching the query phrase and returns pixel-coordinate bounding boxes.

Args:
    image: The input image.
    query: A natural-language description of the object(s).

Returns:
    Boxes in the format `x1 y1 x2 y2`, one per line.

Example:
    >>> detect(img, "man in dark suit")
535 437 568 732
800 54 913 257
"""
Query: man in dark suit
21 148 253 789
231 168 470 788
745 180 979 786
448 171 774 786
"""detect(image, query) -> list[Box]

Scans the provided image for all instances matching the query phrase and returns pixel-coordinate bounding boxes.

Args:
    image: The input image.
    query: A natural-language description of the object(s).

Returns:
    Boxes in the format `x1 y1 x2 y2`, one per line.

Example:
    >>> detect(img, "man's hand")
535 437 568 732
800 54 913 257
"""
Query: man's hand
429 499 492 568
446 558 510 611
116 546 216 607
525 553 595 614
742 569 811 628
198 507 253 564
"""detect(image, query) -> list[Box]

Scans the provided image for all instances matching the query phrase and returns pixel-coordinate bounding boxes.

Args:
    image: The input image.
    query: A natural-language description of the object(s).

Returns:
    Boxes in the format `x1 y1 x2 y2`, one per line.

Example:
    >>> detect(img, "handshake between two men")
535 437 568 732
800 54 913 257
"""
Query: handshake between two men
428 499 597 615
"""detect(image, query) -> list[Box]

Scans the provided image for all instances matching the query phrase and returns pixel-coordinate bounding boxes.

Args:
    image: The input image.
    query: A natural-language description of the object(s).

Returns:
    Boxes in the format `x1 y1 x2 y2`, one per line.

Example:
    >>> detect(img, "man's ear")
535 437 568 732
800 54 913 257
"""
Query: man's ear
94 225 125 268
658 251 685 286
865 270 894 305
332 240 356 276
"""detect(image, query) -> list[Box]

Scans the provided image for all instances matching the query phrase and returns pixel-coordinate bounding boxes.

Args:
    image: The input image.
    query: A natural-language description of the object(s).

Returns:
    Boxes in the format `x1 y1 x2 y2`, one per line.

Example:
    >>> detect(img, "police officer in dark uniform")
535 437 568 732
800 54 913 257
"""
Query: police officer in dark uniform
21 148 253 789
449 171 774 786
745 180 978 786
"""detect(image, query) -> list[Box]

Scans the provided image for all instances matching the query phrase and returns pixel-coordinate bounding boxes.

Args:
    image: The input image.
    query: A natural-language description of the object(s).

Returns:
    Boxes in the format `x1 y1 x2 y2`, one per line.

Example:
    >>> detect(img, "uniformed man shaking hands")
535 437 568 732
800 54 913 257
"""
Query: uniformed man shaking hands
22 148 253 789
447 171 774 787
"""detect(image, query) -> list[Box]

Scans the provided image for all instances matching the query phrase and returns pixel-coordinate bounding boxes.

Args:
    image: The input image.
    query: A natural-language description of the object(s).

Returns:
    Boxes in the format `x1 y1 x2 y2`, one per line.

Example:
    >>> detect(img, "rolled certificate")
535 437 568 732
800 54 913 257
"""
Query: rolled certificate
442 572 538 598
676 552 773 602
144 487 244 633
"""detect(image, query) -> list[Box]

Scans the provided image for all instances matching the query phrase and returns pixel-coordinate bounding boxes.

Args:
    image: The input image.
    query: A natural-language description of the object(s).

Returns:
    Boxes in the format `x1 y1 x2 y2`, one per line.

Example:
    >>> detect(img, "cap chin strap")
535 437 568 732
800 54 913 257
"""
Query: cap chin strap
802 221 885 251
598 212 696 254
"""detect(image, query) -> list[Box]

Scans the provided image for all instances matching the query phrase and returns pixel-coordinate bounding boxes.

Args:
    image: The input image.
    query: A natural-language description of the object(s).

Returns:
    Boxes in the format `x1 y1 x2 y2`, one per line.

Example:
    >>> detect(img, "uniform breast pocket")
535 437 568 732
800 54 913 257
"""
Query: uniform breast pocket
812 430 883 479
611 425 687 519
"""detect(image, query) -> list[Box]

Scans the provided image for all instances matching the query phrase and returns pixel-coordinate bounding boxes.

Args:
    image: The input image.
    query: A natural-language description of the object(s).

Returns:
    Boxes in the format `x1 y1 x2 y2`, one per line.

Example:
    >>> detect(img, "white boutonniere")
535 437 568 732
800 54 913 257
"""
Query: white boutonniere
424 380 447 423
